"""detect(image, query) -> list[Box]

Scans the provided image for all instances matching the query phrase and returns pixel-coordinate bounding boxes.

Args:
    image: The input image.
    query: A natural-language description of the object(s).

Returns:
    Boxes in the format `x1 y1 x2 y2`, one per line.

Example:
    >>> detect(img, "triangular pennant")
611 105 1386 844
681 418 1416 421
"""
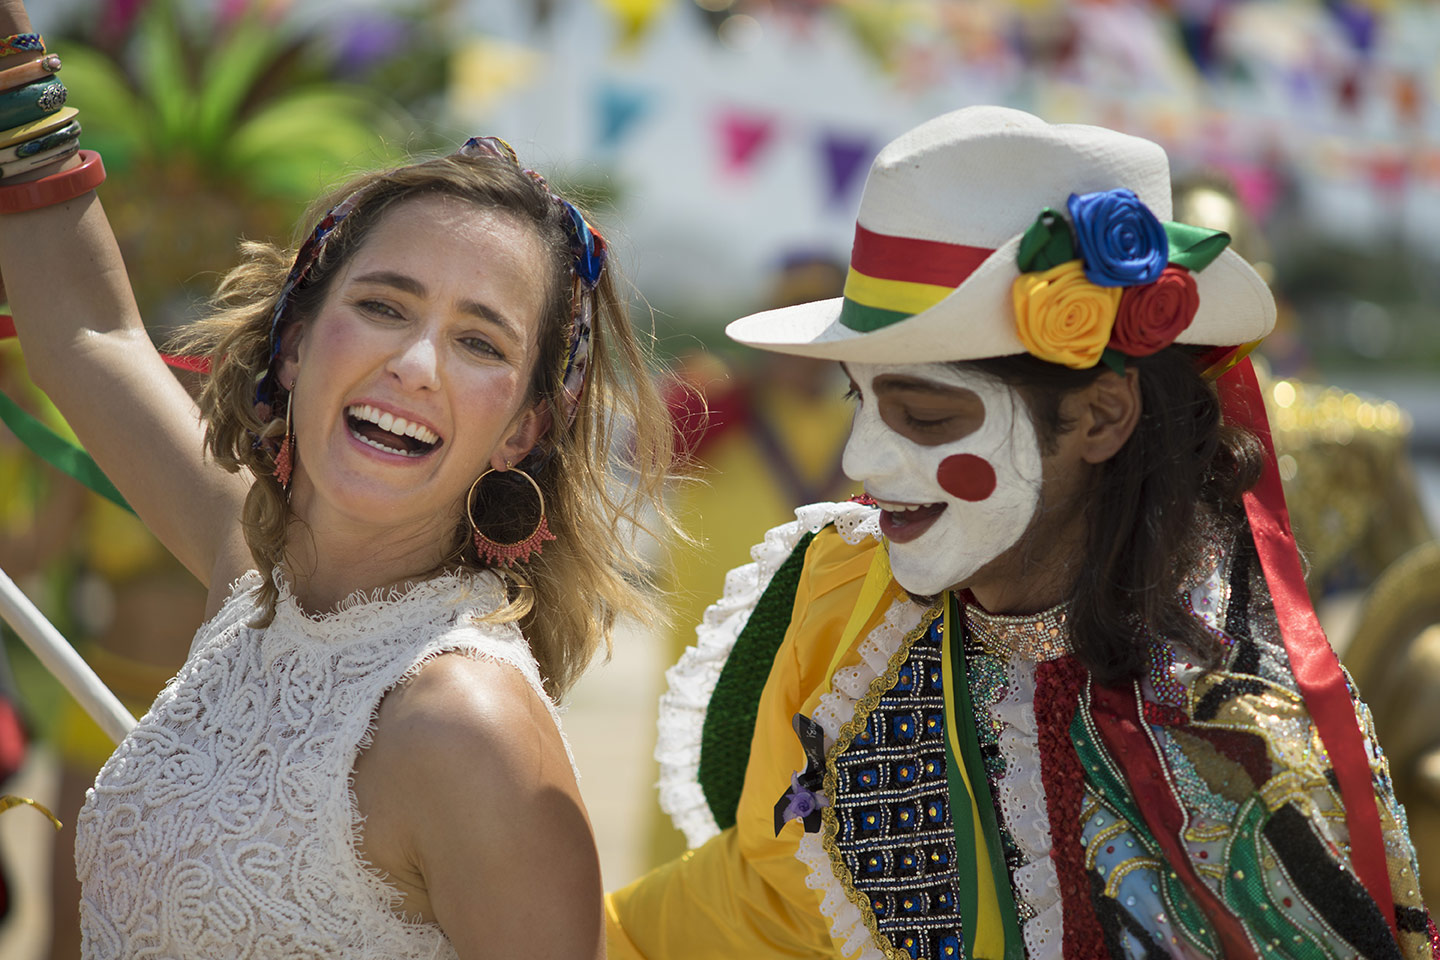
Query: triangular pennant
597 0 671 52
596 83 653 150
718 109 775 177
449 36 543 117
818 131 872 207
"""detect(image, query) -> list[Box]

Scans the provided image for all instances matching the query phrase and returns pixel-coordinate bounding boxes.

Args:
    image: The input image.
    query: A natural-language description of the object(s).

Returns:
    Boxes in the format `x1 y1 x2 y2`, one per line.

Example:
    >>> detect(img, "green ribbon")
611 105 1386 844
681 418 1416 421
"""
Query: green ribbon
1163 221 1231 273
0 388 133 514
1016 208 1075 274
944 595 1025 959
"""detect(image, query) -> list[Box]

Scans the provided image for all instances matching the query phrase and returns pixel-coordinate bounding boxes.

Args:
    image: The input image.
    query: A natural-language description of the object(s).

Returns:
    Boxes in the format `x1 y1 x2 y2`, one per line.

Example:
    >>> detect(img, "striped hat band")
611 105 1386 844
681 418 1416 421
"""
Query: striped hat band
838 223 995 333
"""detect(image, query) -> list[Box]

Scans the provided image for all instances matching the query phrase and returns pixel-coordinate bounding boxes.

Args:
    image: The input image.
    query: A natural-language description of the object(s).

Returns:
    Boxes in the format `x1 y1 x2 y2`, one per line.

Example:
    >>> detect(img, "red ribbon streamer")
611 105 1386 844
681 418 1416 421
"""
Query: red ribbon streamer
0 314 209 373
1218 357 1399 945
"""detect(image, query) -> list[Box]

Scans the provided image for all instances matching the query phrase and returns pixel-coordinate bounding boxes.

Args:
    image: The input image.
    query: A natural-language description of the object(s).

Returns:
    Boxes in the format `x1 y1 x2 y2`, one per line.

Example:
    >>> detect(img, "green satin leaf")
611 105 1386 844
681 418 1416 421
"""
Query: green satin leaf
0 390 133 515
1100 348 1127 376
1164 222 1231 273
1017 208 1076 273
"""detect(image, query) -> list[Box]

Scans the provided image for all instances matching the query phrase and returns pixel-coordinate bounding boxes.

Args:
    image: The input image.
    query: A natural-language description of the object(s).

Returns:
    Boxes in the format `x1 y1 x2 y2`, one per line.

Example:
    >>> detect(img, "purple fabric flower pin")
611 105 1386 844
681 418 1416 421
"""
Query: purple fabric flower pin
774 713 829 836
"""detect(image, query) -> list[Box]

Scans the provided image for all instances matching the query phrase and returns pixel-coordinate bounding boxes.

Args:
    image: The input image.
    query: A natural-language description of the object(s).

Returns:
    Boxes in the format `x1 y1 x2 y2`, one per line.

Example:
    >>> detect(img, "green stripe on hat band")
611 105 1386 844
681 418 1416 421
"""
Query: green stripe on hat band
837 296 912 333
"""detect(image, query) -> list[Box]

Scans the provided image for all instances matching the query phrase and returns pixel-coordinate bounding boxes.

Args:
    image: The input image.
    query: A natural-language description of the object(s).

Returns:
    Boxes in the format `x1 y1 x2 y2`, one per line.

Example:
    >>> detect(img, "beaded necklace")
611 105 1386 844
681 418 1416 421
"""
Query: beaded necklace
960 597 1073 662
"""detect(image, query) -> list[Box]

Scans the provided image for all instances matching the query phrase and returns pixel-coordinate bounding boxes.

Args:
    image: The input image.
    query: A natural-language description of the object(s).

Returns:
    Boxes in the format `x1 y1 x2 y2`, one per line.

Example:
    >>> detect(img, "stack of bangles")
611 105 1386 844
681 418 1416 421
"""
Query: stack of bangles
0 32 105 214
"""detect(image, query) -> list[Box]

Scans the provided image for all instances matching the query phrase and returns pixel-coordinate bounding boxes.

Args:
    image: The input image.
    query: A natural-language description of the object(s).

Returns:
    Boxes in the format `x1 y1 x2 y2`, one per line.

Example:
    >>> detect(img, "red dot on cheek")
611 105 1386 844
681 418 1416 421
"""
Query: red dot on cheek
936 454 997 502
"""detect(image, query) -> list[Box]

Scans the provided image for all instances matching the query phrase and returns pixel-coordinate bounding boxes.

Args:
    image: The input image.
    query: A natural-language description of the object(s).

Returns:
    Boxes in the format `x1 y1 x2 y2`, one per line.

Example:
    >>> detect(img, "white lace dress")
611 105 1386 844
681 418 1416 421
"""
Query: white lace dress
73 569 569 960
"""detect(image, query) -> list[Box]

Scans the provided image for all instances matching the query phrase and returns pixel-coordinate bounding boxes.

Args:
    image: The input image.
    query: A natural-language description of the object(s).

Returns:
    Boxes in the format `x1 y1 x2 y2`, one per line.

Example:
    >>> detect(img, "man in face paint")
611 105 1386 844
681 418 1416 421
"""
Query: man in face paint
841 362 1045 598
608 107 1432 960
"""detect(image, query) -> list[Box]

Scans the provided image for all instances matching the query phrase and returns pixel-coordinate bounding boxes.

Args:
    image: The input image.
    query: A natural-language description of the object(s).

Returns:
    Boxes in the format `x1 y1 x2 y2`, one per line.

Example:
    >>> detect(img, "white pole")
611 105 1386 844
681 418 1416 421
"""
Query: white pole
0 567 134 746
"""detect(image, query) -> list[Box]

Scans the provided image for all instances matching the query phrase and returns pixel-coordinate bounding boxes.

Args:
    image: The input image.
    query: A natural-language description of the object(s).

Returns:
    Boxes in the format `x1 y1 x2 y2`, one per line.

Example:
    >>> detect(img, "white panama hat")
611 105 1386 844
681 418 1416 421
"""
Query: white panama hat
726 106 1276 364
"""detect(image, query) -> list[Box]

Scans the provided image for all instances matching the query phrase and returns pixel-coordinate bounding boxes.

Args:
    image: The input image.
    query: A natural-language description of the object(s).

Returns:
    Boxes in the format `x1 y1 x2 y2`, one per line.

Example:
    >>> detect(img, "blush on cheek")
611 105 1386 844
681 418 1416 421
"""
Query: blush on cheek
936 454 997 502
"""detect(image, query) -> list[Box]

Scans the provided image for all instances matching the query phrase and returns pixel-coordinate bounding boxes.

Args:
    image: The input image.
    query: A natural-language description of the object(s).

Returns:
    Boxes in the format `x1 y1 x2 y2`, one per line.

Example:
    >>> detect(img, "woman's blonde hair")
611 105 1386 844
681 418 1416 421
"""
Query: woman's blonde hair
172 152 674 698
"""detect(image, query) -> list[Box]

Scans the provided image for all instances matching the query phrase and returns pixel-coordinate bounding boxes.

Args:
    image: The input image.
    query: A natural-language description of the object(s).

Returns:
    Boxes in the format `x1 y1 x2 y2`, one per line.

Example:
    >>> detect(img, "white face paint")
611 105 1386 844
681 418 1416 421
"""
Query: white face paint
843 362 1045 596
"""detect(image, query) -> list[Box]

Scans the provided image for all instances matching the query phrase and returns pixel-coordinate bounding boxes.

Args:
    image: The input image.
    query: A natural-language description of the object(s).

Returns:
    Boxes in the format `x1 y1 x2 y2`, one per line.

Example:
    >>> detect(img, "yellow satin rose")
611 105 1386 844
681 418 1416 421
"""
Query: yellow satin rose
1011 261 1122 369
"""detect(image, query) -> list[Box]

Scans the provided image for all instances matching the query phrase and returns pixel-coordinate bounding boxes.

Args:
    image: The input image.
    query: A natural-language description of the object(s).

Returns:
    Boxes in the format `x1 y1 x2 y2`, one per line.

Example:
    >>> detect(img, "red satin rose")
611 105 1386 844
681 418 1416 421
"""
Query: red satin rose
1108 265 1200 356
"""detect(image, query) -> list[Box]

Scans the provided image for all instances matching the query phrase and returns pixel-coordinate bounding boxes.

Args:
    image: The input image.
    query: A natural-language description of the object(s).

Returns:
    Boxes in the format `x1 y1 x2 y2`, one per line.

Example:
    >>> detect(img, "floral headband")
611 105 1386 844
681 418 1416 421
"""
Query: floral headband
1009 188 1231 373
458 136 608 430
257 137 609 432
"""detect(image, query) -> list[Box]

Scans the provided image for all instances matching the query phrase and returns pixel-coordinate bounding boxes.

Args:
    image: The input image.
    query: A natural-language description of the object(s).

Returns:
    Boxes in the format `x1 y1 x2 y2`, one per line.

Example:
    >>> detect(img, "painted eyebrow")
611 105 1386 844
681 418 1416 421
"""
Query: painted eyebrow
871 374 976 397
350 270 523 341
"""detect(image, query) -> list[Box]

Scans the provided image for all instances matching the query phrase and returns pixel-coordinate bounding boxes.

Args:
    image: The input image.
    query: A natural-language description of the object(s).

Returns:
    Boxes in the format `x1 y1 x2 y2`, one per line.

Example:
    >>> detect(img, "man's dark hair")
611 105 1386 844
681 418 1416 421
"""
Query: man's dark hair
964 347 1263 682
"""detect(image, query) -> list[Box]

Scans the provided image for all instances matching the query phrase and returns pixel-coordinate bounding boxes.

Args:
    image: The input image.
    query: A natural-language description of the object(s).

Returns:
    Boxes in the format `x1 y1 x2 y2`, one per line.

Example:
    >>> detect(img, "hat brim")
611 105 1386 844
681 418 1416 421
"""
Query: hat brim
726 236 1276 364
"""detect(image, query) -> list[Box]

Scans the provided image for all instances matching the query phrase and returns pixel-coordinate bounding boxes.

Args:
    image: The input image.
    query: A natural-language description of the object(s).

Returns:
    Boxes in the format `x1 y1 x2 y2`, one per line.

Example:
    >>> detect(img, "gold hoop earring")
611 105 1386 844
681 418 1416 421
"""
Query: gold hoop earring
466 465 555 567
273 395 294 489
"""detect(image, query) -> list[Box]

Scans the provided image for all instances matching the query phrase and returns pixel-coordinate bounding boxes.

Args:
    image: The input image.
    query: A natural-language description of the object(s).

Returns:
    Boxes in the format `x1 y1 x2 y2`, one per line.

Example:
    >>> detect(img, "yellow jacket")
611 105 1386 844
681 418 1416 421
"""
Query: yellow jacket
610 517 898 958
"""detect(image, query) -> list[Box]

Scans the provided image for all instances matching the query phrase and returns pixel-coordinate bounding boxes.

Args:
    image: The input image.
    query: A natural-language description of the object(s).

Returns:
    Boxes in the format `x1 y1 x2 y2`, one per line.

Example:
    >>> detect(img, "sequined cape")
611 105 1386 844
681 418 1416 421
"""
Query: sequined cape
606 502 1437 960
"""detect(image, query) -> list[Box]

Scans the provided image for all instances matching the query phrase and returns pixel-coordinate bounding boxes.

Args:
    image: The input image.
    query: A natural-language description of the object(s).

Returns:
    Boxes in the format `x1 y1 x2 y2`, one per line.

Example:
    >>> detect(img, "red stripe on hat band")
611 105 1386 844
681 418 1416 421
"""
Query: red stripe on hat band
850 222 995 287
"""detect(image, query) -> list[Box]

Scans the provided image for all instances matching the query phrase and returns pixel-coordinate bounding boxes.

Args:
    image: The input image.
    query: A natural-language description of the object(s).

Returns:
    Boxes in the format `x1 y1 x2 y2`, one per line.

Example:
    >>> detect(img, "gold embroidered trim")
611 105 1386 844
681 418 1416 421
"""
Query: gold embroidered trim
1103 856 1164 899
1258 769 1325 813
1085 820 1134 870
819 600 944 960
1194 863 1226 882
1183 823 1232 842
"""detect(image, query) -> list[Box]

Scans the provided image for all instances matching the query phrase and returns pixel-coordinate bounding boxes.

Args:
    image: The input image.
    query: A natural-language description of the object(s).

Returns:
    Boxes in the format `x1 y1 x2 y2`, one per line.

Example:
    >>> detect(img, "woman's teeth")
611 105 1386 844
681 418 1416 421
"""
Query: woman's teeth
351 433 426 457
347 404 439 444
873 499 939 512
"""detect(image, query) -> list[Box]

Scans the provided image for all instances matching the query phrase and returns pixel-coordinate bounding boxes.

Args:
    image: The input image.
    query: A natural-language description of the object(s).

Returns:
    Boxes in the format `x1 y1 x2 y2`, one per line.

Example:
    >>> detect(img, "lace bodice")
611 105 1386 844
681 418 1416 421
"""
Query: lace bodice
75 568 568 960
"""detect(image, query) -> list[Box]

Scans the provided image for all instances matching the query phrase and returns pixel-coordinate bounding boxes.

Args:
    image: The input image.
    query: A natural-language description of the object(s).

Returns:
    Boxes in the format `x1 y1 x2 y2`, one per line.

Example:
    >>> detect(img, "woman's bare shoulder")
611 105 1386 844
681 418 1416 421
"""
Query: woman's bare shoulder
356 651 601 957
372 650 572 800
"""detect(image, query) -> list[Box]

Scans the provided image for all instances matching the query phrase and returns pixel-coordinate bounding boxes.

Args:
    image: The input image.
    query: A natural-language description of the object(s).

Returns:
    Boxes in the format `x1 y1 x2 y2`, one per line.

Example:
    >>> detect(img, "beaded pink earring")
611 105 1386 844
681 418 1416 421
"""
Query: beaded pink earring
466 465 555 567
273 399 293 489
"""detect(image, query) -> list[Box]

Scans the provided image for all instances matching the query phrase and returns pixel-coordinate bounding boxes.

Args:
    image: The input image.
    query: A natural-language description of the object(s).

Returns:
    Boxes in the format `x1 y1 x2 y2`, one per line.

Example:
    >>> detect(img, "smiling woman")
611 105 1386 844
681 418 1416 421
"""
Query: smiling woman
0 2 673 955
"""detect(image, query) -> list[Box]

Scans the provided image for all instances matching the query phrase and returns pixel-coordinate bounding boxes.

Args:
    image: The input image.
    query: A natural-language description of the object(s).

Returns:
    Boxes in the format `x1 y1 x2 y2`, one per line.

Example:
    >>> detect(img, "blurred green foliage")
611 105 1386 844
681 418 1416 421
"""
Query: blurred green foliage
53 0 426 323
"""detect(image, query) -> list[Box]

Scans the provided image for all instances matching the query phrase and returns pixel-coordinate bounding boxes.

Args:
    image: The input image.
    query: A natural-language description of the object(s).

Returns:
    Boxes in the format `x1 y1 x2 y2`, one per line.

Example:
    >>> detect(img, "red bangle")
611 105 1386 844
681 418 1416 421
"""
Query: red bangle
0 149 104 213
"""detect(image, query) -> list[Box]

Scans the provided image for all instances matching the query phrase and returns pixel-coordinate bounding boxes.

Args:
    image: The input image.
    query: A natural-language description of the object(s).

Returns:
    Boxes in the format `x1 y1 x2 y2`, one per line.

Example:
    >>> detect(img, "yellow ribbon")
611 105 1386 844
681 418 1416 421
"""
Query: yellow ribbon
821 546 895 697
0 795 63 830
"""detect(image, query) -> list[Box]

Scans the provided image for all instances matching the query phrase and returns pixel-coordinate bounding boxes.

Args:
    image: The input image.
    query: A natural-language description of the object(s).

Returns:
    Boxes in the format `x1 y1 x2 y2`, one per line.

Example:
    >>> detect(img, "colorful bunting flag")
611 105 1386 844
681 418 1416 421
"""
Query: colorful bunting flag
818 130 873 207
597 0 672 52
597 83 654 150
718 109 776 177
449 36 543 118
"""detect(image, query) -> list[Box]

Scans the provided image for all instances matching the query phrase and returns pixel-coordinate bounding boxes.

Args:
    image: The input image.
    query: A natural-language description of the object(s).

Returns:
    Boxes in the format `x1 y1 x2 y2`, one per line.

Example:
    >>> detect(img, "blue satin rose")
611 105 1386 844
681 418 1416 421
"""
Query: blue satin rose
1067 189 1168 288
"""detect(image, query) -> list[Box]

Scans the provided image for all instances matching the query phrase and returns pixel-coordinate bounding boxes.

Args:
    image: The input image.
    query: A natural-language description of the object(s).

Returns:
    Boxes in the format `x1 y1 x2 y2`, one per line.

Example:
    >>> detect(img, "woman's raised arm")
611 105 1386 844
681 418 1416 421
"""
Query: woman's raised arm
0 0 250 590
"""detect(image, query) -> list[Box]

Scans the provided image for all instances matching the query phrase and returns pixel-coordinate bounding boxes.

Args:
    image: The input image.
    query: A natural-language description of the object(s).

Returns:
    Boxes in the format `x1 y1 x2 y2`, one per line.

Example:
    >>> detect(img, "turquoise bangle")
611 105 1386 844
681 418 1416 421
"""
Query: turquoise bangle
0 77 67 130
0 117 79 164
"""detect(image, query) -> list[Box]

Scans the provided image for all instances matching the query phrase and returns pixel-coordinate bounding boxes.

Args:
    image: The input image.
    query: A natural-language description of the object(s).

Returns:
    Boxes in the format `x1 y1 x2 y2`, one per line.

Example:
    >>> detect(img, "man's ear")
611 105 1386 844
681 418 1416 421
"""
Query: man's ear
275 321 304 392
492 402 553 470
1075 367 1141 464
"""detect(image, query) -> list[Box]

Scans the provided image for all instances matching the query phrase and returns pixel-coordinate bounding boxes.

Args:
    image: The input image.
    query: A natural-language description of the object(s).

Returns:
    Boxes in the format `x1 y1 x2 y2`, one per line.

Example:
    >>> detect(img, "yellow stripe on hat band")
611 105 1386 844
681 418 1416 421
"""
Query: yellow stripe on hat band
843 267 955 316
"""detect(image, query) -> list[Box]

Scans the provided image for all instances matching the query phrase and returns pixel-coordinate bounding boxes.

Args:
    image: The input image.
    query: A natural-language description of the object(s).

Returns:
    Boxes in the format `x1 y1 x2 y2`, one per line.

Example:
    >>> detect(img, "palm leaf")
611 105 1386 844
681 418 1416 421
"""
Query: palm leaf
193 16 284 159
48 46 150 168
227 89 410 199
132 1 194 149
